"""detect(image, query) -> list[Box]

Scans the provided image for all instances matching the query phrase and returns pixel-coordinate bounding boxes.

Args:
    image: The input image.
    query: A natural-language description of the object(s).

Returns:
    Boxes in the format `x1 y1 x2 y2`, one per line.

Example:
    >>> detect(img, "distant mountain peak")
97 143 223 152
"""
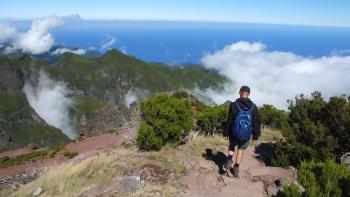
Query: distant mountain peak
103 49 125 57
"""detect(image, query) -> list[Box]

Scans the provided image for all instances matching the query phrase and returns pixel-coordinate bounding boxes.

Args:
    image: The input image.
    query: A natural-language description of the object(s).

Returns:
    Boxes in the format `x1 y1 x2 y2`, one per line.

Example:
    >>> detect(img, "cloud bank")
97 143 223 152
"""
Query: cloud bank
0 23 16 43
101 34 117 51
23 71 76 139
201 41 350 109
0 15 80 54
51 47 87 56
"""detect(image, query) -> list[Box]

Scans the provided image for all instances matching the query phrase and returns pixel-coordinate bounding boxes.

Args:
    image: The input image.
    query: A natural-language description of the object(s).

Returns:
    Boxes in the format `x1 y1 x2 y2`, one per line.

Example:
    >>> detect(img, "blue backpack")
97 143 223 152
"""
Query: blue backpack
232 102 254 141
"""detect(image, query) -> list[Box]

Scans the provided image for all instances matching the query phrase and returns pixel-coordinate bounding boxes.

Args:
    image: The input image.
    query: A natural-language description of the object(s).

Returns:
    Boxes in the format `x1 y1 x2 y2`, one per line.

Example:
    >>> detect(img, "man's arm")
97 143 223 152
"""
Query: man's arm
224 102 234 137
252 105 261 140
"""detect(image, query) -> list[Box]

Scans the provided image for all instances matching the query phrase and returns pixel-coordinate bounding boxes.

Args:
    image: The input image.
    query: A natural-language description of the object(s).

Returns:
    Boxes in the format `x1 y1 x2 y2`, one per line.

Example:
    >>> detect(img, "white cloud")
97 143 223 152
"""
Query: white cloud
201 41 350 109
123 89 149 107
0 23 17 43
101 34 117 51
4 15 80 54
120 46 127 54
51 47 87 56
23 71 76 139
331 49 350 56
124 90 137 107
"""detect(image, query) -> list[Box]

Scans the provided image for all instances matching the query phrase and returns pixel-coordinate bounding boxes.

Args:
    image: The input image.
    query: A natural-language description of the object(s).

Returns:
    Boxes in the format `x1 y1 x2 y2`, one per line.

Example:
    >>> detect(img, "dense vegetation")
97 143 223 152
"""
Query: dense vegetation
136 91 350 196
272 92 350 167
258 92 350 197
298 160 350 197
259 104 290 133
137 93 193 150
195 104 228 135
136 91 231 150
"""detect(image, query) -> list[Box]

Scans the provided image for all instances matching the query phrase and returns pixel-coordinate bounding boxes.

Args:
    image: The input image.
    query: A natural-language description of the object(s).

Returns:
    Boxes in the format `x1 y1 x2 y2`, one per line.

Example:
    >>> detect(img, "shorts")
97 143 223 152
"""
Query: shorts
228 138 250 151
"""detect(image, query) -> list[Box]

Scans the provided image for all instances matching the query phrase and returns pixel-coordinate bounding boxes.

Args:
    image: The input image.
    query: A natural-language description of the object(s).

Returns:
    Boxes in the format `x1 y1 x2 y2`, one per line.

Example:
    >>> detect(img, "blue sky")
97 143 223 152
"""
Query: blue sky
0 0 349 27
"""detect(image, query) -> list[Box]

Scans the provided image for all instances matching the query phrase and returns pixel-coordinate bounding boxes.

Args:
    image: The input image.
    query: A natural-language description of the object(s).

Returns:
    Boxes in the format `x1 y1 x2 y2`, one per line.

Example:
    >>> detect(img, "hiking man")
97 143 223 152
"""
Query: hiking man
224 85 260 177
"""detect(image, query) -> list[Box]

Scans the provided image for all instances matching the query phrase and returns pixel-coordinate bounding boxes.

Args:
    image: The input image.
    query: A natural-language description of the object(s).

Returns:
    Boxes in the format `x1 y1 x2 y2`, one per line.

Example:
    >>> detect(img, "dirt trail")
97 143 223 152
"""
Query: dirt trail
76 139 299 197
179 143 297 197
1 132 299 196
0 129 132 177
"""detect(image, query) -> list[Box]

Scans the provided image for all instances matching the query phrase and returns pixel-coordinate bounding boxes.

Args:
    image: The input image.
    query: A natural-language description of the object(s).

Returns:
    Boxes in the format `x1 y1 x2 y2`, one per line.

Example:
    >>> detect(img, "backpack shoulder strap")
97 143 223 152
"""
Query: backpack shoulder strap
248 103 255 113
235 102 242 111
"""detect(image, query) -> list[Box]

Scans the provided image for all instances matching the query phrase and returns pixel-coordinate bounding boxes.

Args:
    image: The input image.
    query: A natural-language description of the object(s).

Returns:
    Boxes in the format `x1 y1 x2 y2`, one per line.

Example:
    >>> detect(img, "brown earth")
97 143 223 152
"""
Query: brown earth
2 131 301 197
0 128 133 177
179 144 298 197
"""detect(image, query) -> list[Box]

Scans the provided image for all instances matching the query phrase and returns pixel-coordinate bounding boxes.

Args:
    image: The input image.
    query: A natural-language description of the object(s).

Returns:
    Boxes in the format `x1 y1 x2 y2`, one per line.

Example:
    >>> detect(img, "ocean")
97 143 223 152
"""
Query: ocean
12 20 350 65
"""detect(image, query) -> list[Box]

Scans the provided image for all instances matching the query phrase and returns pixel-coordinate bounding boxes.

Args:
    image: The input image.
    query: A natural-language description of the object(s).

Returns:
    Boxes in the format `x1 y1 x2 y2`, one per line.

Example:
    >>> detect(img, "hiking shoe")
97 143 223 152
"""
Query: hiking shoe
224 160 233 177
233 165 239 177
225 159 233 171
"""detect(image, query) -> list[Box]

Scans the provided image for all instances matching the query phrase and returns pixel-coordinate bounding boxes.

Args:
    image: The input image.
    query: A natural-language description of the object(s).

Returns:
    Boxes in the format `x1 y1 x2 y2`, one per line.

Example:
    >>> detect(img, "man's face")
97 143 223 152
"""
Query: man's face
239 91 250 98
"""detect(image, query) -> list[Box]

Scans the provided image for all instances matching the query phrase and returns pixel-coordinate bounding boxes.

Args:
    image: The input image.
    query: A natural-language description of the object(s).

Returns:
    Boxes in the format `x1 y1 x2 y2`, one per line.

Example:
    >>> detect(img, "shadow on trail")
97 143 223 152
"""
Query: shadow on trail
254 142 275 166
202 148 227 174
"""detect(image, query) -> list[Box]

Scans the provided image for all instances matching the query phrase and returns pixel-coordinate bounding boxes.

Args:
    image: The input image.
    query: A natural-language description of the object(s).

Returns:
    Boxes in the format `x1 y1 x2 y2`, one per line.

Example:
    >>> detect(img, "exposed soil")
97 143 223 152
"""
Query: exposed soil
134 163 172 185
178 143 298 197
0 128 132 177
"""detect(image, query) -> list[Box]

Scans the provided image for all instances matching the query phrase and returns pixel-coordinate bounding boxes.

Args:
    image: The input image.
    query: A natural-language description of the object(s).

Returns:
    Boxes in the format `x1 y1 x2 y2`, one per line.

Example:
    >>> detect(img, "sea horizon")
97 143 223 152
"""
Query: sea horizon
4 19 350 65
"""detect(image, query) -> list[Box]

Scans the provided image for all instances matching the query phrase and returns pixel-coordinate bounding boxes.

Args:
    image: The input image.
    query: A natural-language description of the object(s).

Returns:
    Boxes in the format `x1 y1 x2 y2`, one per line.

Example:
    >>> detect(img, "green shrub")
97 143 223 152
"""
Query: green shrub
273 92 350 167
259 104 290 133
195 104 227 135
298 160 350 197
137 123 163 150
277 184 302 197
136 93 193 150
0 151 48 169
273 141 335 168
172 91 207 112
63 151 79 159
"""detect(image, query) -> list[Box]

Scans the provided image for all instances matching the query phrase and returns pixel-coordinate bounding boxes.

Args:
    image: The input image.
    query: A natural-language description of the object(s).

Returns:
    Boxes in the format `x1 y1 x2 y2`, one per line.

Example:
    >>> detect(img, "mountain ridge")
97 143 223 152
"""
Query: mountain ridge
0 49 228 151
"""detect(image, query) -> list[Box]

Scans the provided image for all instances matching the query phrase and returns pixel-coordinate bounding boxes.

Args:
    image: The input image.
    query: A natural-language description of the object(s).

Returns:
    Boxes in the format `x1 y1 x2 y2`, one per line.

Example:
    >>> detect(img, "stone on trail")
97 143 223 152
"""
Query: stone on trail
32 187 43 196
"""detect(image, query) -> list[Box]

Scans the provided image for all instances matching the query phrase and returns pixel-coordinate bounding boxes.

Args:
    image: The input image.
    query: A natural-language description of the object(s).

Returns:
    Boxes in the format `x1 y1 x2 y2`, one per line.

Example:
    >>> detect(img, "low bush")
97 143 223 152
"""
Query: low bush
195 104 227 135
137 93 193 150
259 104 291 134
272 141 335 168
273 92 350 167
298 160 350 197
0 151 48 169
63 151 78 159
277 183 302 197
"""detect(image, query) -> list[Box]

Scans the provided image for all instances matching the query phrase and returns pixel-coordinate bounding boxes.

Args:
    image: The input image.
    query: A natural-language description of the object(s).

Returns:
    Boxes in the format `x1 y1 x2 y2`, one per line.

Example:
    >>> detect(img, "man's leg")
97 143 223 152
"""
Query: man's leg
225 140 236 175
232 141 249 177
235 149 244 165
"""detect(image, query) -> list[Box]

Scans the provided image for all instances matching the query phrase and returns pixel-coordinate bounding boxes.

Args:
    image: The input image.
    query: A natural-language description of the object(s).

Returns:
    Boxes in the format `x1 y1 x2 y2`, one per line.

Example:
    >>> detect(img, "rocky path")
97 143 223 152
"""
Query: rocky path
75 139 299 197
179 143 297 197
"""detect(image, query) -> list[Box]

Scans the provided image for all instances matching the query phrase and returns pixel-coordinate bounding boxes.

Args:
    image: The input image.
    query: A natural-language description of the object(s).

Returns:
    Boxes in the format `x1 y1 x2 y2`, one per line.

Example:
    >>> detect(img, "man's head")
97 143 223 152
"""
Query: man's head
239 86 250 98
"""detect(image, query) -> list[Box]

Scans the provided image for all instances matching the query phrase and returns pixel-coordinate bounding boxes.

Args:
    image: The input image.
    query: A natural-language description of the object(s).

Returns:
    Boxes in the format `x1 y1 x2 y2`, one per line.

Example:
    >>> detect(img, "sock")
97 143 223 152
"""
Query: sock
228 155 233 160
234 163 240 167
